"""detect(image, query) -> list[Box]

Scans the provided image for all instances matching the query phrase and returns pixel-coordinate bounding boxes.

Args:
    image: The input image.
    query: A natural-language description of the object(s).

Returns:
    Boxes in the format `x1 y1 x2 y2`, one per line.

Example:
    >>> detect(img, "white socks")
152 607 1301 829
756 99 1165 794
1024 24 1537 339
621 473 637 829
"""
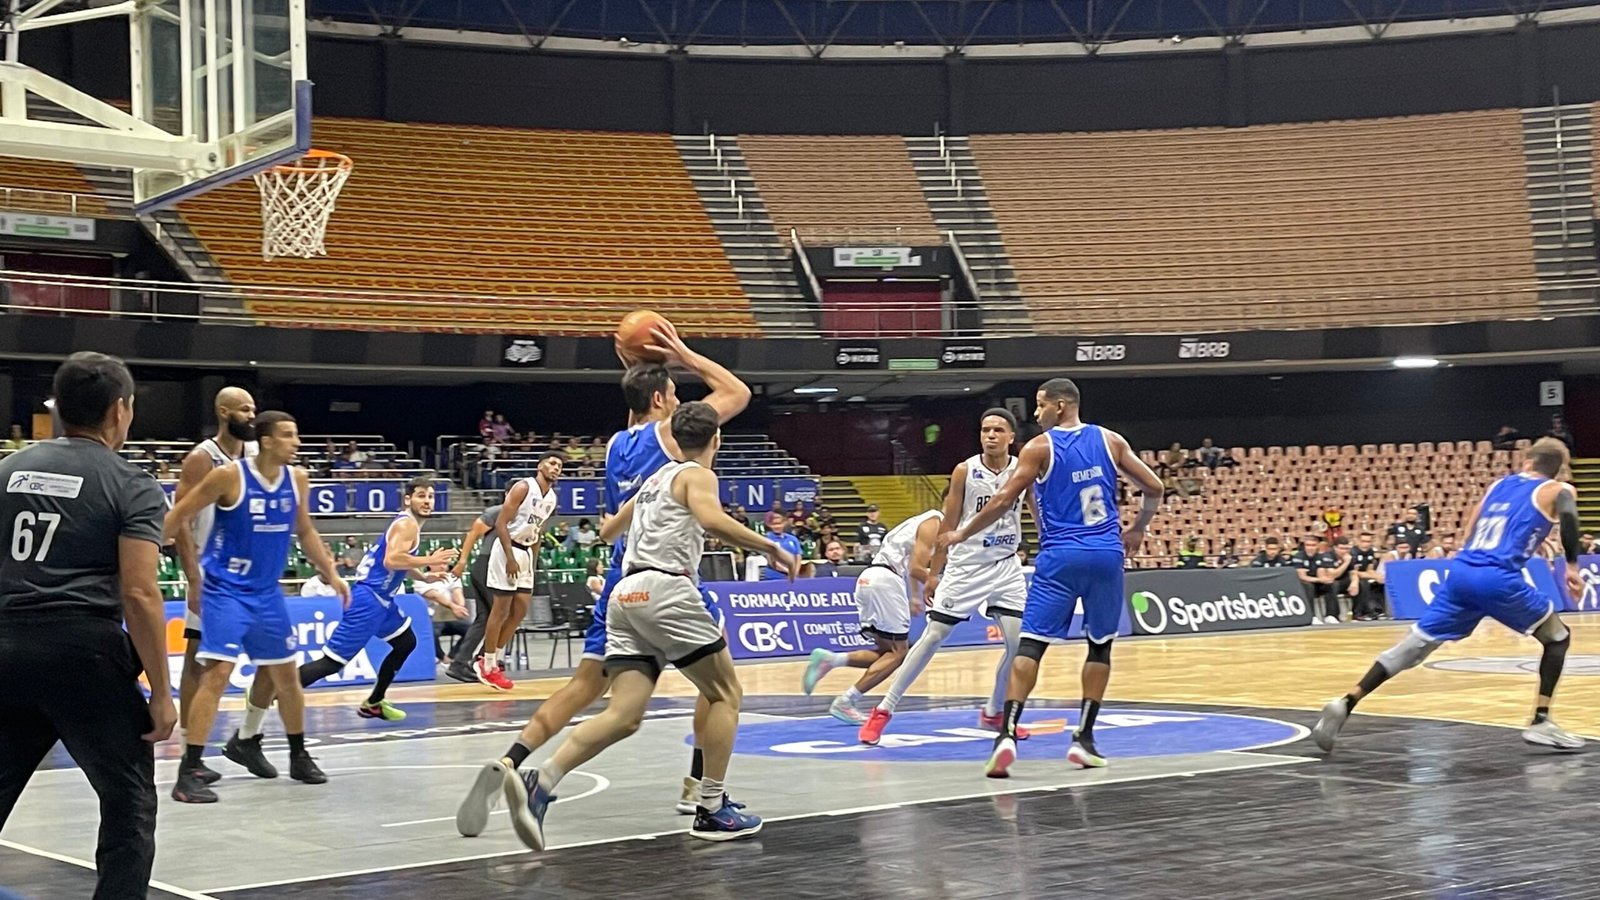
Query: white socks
240 700 269 739
985 615 1023 717
880 620 954 714
824 650 849 666
698 777 725 811
537 760 567 794
843 686 865 705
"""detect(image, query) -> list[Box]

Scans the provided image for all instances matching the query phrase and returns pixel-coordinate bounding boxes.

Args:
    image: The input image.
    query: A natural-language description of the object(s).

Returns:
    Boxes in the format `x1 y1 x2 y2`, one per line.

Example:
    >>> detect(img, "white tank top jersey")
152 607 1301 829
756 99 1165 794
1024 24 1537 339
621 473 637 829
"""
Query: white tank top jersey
506 476 558 546
622 461 705 577
189 437 258 552
872 509 942 573
947 454 1023 567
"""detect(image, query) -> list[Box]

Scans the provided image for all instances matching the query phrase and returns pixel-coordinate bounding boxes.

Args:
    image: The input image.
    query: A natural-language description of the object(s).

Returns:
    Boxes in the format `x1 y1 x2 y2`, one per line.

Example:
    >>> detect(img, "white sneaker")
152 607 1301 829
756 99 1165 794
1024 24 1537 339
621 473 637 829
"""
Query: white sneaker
1522 719 1585 751
675 775 699 815
829 695 867 725
1323 616 1340 625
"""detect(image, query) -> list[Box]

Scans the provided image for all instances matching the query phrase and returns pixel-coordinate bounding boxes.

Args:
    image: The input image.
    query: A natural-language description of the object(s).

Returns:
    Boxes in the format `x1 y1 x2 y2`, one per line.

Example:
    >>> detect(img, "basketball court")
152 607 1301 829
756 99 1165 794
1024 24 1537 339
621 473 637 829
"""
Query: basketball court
6 619 1600 898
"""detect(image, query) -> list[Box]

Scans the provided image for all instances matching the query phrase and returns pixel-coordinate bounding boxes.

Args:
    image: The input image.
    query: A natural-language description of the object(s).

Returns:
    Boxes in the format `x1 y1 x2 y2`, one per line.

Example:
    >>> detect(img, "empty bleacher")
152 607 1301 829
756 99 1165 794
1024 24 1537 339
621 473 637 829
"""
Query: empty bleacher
738 135 943 245
970 109 1540 333
175 120 758 335
0 158 112 217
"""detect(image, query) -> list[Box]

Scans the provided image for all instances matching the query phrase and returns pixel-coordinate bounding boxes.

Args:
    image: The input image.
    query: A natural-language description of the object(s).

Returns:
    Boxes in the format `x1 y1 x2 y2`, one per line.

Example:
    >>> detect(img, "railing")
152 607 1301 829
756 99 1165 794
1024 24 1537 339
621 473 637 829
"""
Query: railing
0 186 128 218
1 268 1596 339
911 474 943 512
947 230 983 304
789 227 824 308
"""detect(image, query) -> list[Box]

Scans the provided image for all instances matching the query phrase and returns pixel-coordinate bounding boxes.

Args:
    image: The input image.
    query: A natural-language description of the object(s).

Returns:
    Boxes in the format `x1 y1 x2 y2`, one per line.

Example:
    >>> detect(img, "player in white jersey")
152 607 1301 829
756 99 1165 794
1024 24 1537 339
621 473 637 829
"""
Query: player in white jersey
858 408 1037 745
802 503 943 724
503 402 797 850
476 452 562 691
170 387 274 782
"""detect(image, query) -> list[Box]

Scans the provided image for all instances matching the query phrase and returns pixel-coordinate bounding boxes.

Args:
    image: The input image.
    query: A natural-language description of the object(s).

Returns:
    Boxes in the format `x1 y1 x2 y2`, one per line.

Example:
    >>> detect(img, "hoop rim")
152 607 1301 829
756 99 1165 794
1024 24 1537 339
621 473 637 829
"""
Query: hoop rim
265 148 353 175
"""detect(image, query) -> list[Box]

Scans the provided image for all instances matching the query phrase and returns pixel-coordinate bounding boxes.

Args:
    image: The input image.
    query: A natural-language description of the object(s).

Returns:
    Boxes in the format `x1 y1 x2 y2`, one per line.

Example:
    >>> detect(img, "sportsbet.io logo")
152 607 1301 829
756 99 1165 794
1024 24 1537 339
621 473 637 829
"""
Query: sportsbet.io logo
1130 590 1168 633
1130 588 1307 634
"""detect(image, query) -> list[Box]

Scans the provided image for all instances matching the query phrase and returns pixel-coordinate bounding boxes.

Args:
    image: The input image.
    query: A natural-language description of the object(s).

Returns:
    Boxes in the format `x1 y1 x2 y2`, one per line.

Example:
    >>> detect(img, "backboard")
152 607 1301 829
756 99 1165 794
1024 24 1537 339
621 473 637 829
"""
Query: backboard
0 0 310 216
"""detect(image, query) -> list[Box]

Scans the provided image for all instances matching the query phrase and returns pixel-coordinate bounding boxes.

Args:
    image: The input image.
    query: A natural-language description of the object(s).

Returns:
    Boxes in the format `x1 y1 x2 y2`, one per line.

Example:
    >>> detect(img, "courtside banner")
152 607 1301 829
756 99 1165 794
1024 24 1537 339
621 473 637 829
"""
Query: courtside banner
1385 558 1580 619
705 572 1125 661
1124 568 1311 636
159 594 437 693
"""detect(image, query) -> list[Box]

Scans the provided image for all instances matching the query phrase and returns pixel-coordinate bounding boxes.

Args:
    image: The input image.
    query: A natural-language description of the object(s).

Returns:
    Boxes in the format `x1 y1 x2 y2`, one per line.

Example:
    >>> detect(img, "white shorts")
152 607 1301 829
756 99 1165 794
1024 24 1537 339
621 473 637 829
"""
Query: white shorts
931 556 1028 622
855 565 911 640
604 570 726 676
486 541 535 593
183 608 202 638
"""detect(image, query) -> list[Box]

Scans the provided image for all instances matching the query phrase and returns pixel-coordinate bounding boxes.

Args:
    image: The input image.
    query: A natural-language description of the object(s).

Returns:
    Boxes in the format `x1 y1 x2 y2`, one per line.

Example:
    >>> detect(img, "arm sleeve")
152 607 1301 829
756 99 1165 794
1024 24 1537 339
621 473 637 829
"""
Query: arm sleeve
1556 490 1581 564
121 473 168 545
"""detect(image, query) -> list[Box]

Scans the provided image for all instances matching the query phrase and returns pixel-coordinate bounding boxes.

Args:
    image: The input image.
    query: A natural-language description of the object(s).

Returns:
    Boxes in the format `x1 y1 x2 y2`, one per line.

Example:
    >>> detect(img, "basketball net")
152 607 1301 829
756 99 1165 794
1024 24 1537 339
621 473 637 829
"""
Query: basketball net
253 149 353 260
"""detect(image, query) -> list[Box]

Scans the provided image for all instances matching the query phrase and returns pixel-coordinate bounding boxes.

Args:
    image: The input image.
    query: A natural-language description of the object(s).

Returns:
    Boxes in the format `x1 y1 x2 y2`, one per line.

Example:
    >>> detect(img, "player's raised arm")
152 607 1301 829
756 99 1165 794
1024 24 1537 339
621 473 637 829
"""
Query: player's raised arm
644 321 751 425
1104 429 1163 555
164 463 240 546
922 463 968 602
939 436 1048 549
598 496 638 544
678 466 795 578
494 480 530 581
291 467 349 604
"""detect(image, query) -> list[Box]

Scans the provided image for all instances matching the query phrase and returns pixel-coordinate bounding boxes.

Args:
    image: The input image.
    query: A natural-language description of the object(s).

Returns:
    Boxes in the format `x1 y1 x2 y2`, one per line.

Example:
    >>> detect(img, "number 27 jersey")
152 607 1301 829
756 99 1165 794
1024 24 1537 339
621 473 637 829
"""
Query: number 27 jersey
1036 423 1122 554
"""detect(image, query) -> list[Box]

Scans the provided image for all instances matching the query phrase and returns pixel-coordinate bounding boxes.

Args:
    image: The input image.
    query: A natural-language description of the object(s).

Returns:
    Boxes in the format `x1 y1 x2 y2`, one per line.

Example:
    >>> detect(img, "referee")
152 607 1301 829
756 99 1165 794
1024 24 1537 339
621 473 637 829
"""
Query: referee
444 503 501 682
0 352 175 899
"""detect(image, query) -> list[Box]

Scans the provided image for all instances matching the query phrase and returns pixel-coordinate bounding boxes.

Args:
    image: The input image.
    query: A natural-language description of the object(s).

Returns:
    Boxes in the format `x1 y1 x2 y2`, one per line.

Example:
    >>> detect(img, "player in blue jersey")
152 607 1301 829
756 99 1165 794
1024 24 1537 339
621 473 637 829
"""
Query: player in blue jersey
937 378 1163 777
163 411 350 803
456 321 751 838
1313 438 1585 753
294 477 459 720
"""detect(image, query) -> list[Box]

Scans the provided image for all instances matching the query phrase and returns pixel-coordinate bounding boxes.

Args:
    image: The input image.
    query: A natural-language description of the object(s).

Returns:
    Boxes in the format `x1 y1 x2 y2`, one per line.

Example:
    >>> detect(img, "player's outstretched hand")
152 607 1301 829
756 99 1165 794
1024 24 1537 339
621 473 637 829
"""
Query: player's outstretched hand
143 694 177 744
430 546 460 566
1566 566 1585 603
934 529 965 551
331 575 352 607
1122 526 1147 558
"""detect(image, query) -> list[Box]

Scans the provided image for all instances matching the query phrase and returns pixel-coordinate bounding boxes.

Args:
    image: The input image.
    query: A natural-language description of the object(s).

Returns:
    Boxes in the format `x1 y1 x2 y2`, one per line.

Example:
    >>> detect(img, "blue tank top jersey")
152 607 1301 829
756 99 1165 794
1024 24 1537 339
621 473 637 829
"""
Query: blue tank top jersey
355 513 417 597
201 459 298 594
1455 473 1555 570
1035 423 1123 554
604 420 674 567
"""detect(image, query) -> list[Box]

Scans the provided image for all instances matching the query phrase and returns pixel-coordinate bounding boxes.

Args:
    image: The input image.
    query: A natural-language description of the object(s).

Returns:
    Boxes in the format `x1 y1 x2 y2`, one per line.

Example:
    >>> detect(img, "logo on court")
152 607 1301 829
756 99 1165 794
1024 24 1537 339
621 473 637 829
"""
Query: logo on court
718 707 1305 762
1427 656 1600 676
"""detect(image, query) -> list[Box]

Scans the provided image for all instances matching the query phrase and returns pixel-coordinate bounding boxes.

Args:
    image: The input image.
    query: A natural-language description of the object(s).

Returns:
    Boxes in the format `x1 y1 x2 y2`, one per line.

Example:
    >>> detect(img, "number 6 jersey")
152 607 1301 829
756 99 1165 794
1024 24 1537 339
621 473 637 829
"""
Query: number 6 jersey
1035 423 1122 554
947 454 1024 567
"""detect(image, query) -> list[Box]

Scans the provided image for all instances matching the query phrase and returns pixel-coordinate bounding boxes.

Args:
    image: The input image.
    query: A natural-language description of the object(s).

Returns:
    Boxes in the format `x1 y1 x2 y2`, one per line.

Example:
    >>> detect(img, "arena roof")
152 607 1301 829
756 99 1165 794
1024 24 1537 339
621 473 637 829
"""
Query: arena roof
310 0 1600 55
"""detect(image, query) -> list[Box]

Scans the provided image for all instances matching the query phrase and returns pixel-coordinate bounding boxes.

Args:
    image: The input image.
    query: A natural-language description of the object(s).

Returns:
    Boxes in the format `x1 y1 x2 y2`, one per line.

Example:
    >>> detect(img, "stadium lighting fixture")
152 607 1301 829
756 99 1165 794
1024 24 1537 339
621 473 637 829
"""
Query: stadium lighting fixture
1392 356 1440 369
793 386 839 395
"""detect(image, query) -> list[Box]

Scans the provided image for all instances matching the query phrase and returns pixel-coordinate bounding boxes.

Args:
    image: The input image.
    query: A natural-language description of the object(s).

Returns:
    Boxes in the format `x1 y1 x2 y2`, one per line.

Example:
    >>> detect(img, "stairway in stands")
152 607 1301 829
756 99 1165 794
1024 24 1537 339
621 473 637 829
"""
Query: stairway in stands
826 473 1041 551
1573 458 1600 533
1520 103 1597 313
904 134 1031 332
675 135 816 337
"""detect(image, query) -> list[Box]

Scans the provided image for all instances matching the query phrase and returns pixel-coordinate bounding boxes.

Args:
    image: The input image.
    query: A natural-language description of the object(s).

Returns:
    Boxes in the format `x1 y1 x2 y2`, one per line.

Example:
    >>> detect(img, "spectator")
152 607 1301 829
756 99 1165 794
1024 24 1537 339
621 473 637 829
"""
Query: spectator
815 504 837 530
816 521 839 550
551 521 572 548
584 558 605 603
1250 536 1293 567
587 436 607 463
489 414 512 443
1157 442 1187 475
3 424 26 450
1581 533 1596 555
1176 535 1207 568
1317 537 1354 623
855 504 888 559
761 516 803 581
478 409 495 440
343 440 368 465
1195 438 1230 470
336 536 363 577
813 540 847 577
564 438 586 463
1387 508 1426 555
155 459 172 480
789 501 815 539
1215 538 1241 568
1289 536 1337 623
1547 414 1575 450
1491 425 1522 451
299 572 339 597
571 518 598 549
412 567 470 665
1426 535 1457 559
1376 538 1412 591
322 437 337 462
764 500 786 531
1016 545 1031 568
1349 532 1385 620
729 504 751 528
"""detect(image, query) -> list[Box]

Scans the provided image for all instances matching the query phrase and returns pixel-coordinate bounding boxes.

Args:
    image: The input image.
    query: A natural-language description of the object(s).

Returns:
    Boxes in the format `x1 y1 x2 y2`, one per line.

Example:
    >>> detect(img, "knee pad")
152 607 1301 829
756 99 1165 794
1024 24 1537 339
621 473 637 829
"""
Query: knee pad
1018 637 1049 662
1085 638 1113 665
1375 631 1440 675
1534 616 1570 646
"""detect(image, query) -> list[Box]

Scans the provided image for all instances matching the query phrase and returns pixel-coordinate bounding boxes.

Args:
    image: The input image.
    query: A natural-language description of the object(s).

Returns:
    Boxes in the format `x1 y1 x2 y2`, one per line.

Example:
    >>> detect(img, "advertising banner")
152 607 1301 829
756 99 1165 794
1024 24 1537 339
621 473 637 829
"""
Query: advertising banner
1384 557 1588 620
1124 568 1312 636
160 480 448 514
553 477 819 516
159 594 437 694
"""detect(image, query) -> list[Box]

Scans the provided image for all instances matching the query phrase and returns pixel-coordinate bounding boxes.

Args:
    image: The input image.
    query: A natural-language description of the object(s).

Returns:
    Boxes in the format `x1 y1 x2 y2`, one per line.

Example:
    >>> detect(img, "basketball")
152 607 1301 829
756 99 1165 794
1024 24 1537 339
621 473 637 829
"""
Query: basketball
615 309 672 362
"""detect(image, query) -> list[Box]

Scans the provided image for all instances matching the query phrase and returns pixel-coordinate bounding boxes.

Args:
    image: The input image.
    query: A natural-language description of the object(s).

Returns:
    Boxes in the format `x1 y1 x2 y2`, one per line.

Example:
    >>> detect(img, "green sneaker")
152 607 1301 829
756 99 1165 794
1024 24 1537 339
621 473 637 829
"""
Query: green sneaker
802 648 835 695
357 700 407 721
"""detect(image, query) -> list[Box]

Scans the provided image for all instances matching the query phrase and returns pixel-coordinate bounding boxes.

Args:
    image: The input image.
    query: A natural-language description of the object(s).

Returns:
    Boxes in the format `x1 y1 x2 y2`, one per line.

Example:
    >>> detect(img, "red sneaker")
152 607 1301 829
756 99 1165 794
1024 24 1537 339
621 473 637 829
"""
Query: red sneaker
858 708 892 745
489 666 515 692
977 711 1031 740
475 658 509 692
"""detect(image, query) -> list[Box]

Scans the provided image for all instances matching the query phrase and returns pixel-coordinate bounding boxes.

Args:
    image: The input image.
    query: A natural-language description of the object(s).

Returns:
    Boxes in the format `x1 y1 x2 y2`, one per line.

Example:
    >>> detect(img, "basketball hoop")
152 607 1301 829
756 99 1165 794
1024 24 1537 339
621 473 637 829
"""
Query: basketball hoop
253 149 353 260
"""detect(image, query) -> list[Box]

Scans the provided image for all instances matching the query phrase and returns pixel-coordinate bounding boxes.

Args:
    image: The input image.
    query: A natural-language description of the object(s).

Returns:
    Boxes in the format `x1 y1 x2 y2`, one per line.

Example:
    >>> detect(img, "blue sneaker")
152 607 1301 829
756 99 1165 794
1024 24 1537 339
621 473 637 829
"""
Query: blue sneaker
690 796 763 842
505 768 555 851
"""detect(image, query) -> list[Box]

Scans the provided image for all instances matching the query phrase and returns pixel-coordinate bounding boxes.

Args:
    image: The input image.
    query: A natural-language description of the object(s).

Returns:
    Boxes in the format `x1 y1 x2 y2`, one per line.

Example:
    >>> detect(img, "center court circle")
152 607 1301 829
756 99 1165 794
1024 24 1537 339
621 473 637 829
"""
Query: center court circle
1427 655 1600 676
700 706 1306 762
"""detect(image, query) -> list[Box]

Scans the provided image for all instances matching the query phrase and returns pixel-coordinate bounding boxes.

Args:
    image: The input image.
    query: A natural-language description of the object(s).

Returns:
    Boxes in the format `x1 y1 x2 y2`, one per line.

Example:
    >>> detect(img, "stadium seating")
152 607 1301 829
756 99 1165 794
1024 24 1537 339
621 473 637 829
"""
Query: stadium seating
0 158 112 217
460 432 809 490
738 135 943 245
1123 440 1528 564
111 435 428 482
970 109 1540 333
175 120 759 335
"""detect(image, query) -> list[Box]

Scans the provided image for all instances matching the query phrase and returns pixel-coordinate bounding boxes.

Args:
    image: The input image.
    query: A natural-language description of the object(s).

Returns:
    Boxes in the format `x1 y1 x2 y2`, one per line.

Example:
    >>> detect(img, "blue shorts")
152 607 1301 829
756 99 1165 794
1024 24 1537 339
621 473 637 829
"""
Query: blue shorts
1415 563 1555 643
197 585 297 667
583 562 722 662
1022 548 1124 645
323 584 412 665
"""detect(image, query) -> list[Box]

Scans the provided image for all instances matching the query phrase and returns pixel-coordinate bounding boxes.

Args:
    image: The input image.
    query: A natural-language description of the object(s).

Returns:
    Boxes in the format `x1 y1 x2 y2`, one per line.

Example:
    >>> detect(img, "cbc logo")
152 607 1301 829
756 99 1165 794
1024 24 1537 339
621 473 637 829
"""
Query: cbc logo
738 621 794 653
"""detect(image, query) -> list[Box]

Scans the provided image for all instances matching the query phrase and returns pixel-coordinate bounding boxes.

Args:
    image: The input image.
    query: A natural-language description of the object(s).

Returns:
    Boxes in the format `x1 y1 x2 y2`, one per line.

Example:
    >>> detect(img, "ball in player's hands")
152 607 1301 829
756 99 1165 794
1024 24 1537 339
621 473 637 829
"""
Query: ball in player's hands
615 309 672 363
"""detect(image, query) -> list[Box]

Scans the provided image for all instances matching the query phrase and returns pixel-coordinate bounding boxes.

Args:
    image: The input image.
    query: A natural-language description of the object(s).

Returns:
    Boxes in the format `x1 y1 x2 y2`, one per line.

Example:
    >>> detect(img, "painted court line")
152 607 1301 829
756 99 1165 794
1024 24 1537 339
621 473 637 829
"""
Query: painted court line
0 838 219 900
380 770 612 827
201 752 1313 894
